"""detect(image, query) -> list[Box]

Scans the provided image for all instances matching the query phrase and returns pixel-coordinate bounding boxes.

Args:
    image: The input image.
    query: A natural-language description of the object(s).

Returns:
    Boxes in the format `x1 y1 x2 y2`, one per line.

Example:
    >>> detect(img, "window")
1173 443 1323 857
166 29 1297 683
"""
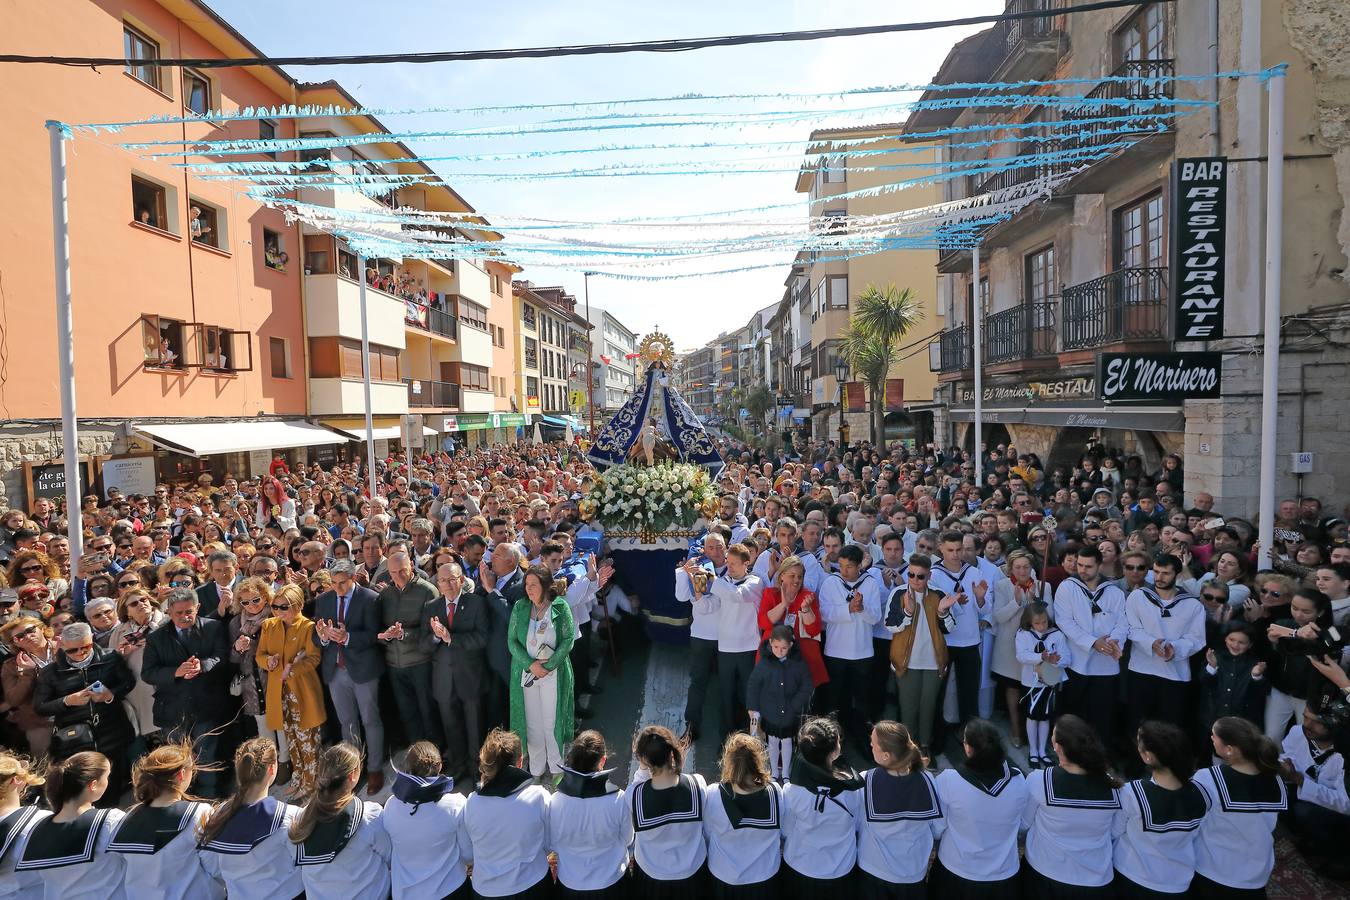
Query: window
131 176 169 232
490 273 503 294
299 131 335 166
522 304 536 330
259 120 278 160
268 337 291 378
524 337 538 369
123 24 160 90
1025 245 1056 304
1117 5 1167 63
141 315 182 367
461 364 490 392
527 376 540 401
263 228 287 271
822 209 847 235
182 69 210 115
822 155 846 184
459 301 488 331
1114 192 1166 270
338 248 357 279
188 200 221 248
826 275 849 309
308 337 400 381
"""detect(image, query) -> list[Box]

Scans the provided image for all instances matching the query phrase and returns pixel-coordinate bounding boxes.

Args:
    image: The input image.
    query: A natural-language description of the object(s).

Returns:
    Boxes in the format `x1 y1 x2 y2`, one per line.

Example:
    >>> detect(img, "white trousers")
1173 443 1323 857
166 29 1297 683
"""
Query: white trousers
767 736 793 780
255 714 289 763
1264 687 1306 740
523 673 562 776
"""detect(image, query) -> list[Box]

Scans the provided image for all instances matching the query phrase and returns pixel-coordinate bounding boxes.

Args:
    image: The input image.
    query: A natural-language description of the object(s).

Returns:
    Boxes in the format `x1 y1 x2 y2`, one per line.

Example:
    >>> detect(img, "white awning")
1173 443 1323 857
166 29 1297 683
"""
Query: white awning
330 425 438 442
132 420 344 458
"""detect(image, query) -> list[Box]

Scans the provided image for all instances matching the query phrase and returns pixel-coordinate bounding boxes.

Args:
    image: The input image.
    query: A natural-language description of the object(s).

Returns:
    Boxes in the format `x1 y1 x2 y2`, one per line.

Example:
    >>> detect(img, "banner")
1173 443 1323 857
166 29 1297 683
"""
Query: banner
884 378 905 412
1098 351 1222 402
845 381 866 412
1172 157 1227 339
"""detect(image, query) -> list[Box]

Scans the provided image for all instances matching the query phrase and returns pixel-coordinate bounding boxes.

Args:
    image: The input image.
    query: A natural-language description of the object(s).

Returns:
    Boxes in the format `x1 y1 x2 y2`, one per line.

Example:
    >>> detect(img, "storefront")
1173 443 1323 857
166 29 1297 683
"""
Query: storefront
434 412 533 449
130 419 347 485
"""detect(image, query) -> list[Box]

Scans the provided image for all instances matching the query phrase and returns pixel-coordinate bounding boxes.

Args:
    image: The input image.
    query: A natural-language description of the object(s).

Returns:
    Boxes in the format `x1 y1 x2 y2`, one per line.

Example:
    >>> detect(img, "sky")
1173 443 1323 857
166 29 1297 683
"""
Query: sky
206 0 998 349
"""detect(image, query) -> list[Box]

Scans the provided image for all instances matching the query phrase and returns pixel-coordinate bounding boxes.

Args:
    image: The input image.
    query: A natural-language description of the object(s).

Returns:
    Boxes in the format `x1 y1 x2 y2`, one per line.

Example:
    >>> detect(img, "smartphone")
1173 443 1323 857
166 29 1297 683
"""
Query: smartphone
88 681 105 694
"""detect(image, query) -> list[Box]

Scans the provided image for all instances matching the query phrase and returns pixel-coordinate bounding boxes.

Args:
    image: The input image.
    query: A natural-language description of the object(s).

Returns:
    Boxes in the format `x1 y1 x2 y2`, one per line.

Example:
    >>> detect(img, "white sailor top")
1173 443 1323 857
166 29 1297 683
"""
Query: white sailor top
708 573 765 653
197 797 302 900
818 574 882 660
1191 764 1287 890
1022 768 1121 887
108 800 221 900
548 767 632 891
856 767 945 885
702 781 784 886
15 807 127 900
927 562 991 648
0 805 51 900
1053 577 1129 676
630 771 708 880
1014 628 1072 688
294 798 390 900
933 763 1028 882
458 766 551 898
1111 777 1207 894
675 565 725 641
780 758 862 880
379 771 468 900
1125 587 1206 681
1281 725 1350 815
866 564 908 640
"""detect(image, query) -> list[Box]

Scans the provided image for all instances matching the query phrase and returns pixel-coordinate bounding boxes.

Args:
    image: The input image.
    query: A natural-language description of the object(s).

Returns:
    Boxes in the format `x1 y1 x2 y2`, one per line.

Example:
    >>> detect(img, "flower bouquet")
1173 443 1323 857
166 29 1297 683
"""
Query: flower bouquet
589 462 718 535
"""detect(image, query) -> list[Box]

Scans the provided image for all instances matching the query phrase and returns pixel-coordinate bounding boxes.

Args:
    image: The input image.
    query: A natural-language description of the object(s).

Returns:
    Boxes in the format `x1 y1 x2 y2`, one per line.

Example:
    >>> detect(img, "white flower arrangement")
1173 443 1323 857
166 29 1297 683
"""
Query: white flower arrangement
588 461 717 532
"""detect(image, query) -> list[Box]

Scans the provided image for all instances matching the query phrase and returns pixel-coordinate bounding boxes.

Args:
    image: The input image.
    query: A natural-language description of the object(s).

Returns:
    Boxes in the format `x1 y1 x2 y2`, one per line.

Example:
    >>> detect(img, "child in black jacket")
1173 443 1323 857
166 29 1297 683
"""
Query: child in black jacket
746 625 814 780
1200 622 1268 743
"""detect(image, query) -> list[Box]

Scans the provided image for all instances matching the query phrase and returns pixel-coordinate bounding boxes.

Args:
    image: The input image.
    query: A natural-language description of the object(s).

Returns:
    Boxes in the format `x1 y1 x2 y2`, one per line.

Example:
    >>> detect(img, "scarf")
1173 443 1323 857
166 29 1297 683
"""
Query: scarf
390 770 454 814
557 766 617 799
788 756 862 814
237 606 269 637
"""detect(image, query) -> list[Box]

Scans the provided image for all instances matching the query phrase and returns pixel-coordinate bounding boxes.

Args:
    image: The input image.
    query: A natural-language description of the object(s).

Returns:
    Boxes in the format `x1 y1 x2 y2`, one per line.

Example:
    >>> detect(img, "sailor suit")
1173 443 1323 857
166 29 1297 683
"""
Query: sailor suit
675 561 724 733
294 797 390 900
1281 724 1350 816
630 771 709 894
108 800 221 899
379 770 469 900
548 767 632 897
856 767 945 898
15 807 126 900
927 561 993 725
1111 777 1207 897
781 757 861 894
1191 764 1287 893
931 763 1027 899
1022 768 1121 896
702 780 783 896
196 796 302 900
1053 577 1128 744
1014 627 1071 720
0 805 51 900
458 765 551 898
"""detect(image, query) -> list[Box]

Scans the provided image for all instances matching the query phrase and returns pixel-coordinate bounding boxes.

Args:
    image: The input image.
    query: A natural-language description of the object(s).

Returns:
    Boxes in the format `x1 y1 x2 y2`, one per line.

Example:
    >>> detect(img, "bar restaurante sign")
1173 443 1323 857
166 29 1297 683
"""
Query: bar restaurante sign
958 375 1095 404
1172 157 1228 339
1098 351 1222 402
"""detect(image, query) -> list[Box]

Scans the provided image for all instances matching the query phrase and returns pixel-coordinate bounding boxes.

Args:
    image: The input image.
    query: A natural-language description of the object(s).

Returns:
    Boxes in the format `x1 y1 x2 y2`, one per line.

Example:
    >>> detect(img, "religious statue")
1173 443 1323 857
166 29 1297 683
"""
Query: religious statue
640 420 658 467
628 416 681 467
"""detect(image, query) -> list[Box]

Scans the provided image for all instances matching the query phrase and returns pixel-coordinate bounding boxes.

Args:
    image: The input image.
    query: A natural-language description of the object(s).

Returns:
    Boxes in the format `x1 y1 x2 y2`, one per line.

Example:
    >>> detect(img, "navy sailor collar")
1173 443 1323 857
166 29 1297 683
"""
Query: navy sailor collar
198 796 286 854
557 766 619 799
477 765 533 798
863 768 941 822
16 808 110 871
956 761 1021 797
390 770 454 812
1044 767 1121 809
632 773 702 831
296 798 363 866
718 782 781 830
1130 778 1206 833
0 805 47 863
1206 764 1287 813
108 800 207 854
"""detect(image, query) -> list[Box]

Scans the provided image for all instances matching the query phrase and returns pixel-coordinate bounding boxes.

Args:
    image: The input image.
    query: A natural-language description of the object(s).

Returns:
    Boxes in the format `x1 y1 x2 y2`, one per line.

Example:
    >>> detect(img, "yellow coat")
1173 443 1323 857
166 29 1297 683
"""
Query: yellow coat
254 616 326 732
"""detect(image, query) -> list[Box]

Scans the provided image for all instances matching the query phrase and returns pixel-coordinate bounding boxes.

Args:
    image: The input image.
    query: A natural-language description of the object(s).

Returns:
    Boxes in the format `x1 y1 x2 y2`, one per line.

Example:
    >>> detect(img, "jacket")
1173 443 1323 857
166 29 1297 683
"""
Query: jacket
106 613 165 736
422 591 490 696
478 568 526 681
1200 651 1268 730
33 645 135 754
745 637 813 733
140 615 233 729
887 587 951 679
255 616 326 732
378 577 436 669
507 596 575 752
313 586 385 684
1 646 54 732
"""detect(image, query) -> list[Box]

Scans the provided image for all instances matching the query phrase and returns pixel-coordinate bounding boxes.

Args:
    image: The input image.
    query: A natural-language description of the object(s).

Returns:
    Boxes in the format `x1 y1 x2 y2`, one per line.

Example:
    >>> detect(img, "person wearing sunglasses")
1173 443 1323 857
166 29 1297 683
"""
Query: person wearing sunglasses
255 584 325 800
5 551 67 606
0 617 57 757
32 622 135 803
105 589 164 759
883 554 959 759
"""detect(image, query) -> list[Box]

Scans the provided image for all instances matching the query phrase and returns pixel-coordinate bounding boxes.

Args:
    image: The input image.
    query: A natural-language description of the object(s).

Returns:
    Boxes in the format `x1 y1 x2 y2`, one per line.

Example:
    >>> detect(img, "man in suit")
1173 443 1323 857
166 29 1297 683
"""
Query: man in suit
140 588 233 797
314 559 387 795
475 542 526 733
422 561 490 781
196 549 239 621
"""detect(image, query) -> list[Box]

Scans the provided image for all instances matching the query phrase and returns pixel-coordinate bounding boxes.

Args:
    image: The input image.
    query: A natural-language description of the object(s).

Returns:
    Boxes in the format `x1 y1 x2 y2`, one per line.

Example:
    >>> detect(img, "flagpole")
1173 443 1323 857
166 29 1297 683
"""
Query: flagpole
585 271 596 438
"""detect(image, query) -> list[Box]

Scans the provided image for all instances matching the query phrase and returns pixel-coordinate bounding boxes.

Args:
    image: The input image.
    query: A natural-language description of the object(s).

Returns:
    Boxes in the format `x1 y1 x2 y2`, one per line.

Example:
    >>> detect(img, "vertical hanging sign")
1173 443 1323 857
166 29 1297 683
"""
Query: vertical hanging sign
1172 157 1228 340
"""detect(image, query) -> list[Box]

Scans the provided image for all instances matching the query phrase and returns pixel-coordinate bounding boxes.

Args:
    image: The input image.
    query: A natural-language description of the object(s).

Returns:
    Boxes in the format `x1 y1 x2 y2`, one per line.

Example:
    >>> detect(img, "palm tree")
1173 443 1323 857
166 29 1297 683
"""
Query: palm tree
743 385 774 438
840 284 924 445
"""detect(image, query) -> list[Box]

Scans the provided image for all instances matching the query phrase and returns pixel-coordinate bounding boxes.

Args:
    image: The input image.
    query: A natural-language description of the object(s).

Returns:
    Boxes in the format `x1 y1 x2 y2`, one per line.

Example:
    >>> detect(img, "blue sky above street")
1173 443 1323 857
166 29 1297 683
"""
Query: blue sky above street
208 0 997 347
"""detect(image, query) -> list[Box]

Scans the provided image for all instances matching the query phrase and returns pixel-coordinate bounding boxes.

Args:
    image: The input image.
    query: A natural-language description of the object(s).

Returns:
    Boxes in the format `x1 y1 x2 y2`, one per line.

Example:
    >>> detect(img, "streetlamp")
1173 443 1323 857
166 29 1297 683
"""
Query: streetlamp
833 359 849 449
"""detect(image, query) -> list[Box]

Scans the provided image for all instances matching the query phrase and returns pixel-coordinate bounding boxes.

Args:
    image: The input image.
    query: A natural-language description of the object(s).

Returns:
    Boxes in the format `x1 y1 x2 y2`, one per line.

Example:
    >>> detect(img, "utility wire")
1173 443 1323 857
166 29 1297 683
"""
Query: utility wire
0 0 1169 69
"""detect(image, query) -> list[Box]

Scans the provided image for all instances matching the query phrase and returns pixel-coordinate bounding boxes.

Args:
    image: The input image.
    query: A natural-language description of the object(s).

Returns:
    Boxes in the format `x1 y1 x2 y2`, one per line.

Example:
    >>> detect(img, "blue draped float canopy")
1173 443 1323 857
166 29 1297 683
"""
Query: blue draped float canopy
586 364 723 474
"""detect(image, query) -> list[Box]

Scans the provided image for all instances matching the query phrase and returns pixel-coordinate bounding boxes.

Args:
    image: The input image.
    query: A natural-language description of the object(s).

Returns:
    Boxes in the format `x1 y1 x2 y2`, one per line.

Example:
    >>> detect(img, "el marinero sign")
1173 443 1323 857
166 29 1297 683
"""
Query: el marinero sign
1172 157 1228 339
1098 351 1223 402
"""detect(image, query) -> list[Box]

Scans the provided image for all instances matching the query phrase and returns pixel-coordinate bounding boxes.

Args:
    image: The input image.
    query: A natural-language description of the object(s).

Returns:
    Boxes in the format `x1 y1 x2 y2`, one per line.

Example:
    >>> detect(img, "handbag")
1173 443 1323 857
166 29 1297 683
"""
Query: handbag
229 673 244 697
52 721 96 755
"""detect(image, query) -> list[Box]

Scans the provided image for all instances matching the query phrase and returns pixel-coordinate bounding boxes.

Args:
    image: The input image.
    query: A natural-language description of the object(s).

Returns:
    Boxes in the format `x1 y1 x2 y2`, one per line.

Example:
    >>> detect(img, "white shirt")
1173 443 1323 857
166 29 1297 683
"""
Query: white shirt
819 573 882 660
1191 765 1286 890
1053 577 1129 676
458 775 551 898
198 801 302 900
1281 725 1350 815
887 589 954 672
113 803 222 900
934 765 1027 882
701 783 783 886
547 780 632 891
866 564 908 639
800 551 826 594
1111 777 1206 894
1021 769 1118 887
24 808 127 900
708 573 765 653
781 780 859 879
675 565 723 641
563 573 596 637
0 806 51 900
927 562 991 648
629 772 708 881
856 769 945 885
1014 629 1072 688
1125 588 1206 682
296 801 390 900
379 786 468 900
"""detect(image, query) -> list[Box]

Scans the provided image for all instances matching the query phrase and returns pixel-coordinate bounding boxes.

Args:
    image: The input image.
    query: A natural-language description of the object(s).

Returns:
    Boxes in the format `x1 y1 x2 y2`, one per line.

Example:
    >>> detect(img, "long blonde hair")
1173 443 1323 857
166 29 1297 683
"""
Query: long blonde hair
131 736 201 806
289 743 361 843
0 753 44 794
719 732 770 791
198 738 276 846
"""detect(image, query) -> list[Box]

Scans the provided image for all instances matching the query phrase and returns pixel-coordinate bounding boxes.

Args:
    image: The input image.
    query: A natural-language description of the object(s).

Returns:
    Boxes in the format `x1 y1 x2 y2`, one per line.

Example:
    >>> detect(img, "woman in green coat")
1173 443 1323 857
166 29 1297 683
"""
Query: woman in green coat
508 564 576 778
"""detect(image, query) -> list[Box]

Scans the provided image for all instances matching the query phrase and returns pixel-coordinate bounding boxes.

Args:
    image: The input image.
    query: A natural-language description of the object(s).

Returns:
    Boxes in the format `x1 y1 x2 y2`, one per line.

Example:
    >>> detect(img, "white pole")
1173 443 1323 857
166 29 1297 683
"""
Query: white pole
1256 73 1285 571
358 254 379 502
972 243 983 488
47 121 83 560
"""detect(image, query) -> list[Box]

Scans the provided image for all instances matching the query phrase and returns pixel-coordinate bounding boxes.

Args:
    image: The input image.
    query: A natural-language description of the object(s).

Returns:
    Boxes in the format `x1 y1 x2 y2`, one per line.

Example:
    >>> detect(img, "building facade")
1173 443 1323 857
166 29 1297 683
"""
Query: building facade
586 306 639 418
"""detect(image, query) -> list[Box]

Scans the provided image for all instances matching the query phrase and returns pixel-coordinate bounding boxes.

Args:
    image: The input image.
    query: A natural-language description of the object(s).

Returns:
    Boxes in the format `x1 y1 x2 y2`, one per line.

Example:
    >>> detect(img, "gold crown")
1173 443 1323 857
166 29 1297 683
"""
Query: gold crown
638 331 675 368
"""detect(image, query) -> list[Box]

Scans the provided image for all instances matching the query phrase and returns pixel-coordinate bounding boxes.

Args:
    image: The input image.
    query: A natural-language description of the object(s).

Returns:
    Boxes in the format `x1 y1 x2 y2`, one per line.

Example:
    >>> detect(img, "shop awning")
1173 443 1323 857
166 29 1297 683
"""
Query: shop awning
948 406 1185 432
132 420 344 458
949 407 1026 424
539 415 571 428
329 424 438 442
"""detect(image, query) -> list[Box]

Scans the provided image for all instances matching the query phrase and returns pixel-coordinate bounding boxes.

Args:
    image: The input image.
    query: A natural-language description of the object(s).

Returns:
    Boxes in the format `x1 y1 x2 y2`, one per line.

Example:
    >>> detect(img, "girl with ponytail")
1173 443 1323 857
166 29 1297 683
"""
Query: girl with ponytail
195 737 302 900
0 753 49 900
548 729 633 898
857 721 944 899
288 742 390 900
108 738 221 898
780 717 862 898
15 751 126 900
1191 717 1287 897
379 740 469 899
459 727 552 898
703 731 783 896
629 724 709 896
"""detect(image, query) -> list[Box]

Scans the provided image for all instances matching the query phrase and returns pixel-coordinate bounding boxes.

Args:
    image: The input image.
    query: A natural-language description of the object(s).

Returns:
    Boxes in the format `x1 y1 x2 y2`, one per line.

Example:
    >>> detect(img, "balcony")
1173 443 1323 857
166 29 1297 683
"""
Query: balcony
403 300 458 340
1061 267 1168 351
937 325 972 373
405 379 461 409
989 0 1064 81
984 301 1059 363
1061 59 1175 154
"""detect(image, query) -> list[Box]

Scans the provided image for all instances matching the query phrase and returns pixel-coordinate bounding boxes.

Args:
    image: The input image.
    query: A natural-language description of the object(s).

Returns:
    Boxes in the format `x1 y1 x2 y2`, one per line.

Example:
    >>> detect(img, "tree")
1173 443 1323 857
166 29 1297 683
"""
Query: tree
743 385 774 438
839 284 924 446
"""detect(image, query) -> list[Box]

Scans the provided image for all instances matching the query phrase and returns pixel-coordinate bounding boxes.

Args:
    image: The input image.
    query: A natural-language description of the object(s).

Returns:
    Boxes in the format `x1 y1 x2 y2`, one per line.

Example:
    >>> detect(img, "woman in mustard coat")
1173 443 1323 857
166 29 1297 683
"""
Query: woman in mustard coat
255 583 325 799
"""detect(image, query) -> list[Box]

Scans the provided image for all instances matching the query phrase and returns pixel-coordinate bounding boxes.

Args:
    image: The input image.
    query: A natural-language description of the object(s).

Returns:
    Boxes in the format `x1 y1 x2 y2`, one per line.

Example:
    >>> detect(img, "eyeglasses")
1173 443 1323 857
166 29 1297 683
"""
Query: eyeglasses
241 595 265 606
258 543 275 550
1030 534 1049 541
910 572 929 579
169 578 194 588
1124 564 1148 572
1202 593 1226 602
90 608 116 619
18 564 44 574
13 626 39 640
117 578 141 588
65 643 94 657
270 603 291 611
127 597 150 607
1259 587 1281 597
116 544 132 551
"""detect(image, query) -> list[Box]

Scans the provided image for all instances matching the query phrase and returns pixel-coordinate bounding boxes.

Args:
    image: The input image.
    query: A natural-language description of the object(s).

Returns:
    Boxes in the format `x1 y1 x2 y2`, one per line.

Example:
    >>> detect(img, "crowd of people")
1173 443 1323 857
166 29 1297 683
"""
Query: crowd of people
0 433 1346 897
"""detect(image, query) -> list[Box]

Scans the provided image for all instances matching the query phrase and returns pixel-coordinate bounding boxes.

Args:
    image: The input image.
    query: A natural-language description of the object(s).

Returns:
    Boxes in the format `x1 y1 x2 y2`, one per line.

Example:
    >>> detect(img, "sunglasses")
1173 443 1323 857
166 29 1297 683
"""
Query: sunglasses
241 595 265 606
1124 564 1148 572
1030 534 1048 541
65 643 94 656
117 577 141 586
270 603 291 611
259 543 275 550
117 544 132 550
169 579 195 588
1202 593 1226 602
24 591 51 601
1259 587 1281 597
13 626 39 639
910 572 929 579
